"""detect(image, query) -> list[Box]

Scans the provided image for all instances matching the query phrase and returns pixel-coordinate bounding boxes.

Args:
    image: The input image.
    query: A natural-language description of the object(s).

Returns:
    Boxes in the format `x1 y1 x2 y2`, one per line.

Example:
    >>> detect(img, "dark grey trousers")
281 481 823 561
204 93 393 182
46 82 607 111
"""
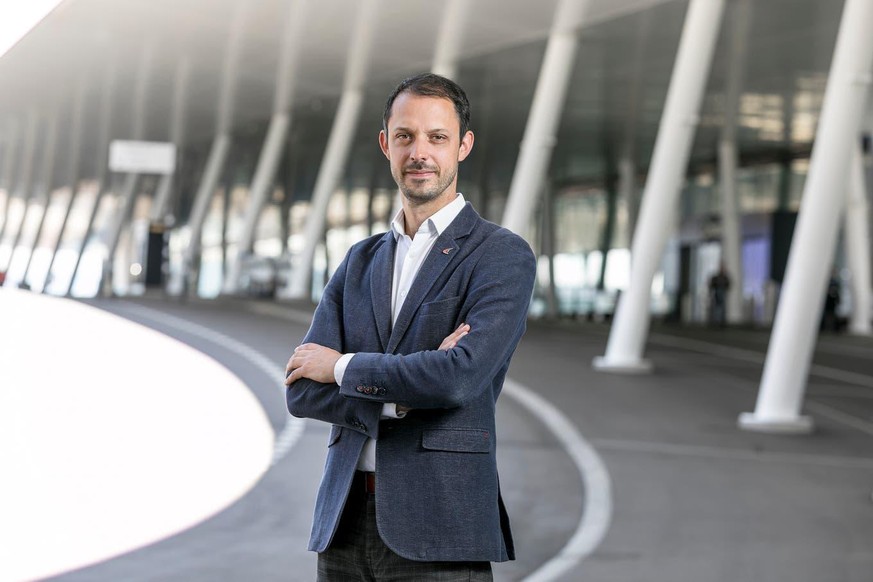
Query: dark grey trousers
317 479 493 582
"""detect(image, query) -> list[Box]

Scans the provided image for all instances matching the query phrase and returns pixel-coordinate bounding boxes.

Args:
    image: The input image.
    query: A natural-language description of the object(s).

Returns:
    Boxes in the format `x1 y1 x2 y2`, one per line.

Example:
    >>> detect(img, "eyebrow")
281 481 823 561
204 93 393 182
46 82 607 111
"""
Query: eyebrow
392 126 450 134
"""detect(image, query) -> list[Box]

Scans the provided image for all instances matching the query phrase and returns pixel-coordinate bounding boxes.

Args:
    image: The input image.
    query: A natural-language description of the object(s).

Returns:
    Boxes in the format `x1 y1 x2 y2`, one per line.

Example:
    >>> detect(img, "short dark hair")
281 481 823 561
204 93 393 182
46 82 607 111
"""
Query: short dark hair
382 73 471 138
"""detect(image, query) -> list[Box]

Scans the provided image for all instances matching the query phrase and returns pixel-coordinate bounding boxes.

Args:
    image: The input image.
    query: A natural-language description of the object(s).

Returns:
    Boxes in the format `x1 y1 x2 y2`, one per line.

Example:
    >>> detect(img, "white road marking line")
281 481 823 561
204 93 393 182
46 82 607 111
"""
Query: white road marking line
117 302 306 465
591 437 873 469
804 401 873 438
650 332 873 436
650 332 873 389
503 379 613 582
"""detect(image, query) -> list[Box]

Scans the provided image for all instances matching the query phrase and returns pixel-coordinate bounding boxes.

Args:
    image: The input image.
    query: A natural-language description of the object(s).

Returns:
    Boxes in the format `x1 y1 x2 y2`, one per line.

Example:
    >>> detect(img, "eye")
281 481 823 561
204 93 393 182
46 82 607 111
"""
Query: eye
431 134 447 142
395 133 410 142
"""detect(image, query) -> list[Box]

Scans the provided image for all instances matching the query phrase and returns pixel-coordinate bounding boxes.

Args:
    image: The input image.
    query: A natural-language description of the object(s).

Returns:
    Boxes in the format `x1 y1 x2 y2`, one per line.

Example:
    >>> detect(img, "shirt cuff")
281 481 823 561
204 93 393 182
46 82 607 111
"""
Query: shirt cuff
334 353 355 385
335 353 405 419
381 403 407 419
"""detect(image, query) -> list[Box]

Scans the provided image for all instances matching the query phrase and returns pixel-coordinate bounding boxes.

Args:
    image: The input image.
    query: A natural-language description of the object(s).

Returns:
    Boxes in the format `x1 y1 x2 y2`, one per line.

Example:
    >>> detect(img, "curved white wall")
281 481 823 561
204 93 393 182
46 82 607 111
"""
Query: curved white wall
0 289 274 581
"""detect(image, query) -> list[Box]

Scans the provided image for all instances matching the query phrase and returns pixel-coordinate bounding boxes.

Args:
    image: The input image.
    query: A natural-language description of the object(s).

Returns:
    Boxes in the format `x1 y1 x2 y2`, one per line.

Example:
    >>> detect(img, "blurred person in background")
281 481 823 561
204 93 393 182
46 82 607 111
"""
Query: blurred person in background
708 262 731 328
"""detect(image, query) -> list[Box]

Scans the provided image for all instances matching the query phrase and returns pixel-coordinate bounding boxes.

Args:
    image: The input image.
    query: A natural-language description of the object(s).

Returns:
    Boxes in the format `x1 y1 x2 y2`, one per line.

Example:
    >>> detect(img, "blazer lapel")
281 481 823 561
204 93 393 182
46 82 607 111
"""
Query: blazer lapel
386 204 478 354
370 232 395 352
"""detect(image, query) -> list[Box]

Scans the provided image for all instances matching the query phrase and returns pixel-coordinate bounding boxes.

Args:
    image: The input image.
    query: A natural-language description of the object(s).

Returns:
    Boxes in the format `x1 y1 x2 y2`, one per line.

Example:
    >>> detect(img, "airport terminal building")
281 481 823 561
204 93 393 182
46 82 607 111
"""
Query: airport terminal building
1 1 872 580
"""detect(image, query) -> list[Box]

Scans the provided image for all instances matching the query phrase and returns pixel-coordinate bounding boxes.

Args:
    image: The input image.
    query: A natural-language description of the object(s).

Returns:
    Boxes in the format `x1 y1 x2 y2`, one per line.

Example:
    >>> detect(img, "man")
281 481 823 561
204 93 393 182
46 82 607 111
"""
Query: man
708 262 731 328
285 73 536 581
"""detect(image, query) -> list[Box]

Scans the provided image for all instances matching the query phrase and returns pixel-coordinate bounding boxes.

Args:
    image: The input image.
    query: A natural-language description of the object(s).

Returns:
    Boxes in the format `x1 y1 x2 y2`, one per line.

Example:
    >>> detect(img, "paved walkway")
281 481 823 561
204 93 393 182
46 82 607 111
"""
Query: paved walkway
4 291 872 581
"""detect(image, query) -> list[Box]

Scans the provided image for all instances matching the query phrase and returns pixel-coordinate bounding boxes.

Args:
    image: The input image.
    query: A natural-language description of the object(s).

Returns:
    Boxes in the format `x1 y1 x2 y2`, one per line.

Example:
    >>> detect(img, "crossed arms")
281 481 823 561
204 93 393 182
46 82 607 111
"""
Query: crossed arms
284 323 470 385
284 233 536 437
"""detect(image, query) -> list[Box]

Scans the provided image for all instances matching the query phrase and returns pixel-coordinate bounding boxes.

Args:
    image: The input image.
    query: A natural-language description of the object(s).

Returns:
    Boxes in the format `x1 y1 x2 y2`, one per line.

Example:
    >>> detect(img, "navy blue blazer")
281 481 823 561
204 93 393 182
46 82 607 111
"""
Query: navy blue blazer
286 203 536 562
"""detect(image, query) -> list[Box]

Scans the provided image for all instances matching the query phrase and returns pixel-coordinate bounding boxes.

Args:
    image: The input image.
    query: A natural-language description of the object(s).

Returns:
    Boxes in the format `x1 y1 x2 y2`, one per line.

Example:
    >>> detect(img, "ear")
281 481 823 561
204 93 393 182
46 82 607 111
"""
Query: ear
378 130 390 160
457 130 474 162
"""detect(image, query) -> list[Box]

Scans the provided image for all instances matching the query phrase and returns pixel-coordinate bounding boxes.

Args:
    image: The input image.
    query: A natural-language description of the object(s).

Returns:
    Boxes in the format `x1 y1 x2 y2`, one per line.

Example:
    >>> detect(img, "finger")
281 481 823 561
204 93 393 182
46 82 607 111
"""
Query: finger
449 327 469 342
439 330 467 350
287 352 307 374
285 367 302 385
450 323 469 337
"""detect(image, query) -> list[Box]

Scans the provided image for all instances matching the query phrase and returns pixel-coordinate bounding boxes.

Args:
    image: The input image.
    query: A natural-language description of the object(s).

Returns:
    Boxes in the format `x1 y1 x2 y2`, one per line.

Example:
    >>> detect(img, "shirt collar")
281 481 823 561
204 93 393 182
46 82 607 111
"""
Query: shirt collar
391 193 466 240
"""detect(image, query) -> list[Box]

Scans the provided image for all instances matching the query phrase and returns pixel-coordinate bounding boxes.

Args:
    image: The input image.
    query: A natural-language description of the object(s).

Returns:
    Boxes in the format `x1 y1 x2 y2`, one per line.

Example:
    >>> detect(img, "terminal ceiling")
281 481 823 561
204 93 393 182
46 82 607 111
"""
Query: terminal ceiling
0 0 864 204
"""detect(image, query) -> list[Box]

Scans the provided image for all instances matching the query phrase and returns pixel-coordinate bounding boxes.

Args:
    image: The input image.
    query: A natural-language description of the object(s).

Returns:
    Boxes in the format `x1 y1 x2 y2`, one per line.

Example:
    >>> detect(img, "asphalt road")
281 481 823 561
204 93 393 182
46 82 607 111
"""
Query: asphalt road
47 295 873 582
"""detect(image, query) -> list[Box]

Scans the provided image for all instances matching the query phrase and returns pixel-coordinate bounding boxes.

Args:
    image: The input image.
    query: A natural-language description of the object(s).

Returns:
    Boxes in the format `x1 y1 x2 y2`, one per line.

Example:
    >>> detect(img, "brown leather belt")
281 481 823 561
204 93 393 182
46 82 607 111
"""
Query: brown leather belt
355 471 376 494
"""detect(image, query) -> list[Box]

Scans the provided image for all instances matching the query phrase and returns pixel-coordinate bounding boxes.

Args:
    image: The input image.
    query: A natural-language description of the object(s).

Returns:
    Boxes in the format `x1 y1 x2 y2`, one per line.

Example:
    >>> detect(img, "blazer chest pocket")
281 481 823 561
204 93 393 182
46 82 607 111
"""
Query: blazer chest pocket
420 295 461 318
421 428 491 453
416 296 462 348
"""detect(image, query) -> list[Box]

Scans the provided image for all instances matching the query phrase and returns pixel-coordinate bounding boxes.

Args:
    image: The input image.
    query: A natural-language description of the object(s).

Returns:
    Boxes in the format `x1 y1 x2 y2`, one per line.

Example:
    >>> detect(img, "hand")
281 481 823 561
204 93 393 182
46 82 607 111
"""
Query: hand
284 343 342 386
438 323 470 350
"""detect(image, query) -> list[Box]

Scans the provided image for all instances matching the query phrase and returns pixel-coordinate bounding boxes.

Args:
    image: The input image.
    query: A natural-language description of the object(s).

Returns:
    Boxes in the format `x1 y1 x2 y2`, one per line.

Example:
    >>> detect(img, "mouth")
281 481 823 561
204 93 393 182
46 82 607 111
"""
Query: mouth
404 165 437 180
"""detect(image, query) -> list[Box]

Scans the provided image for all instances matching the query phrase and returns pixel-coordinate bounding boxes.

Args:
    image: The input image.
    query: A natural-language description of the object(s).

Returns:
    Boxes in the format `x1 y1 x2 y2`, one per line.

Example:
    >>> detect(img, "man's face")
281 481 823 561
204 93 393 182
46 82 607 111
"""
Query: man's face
379 93 474 207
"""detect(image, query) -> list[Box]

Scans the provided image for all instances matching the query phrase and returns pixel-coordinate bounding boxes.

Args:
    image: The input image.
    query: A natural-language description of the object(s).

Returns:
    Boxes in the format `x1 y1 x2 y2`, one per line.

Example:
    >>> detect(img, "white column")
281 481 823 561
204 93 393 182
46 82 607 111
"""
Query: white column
431 0 471 80
617 157 636 247
739 0 873 433
501 0 590 238
150 57 191 224
223 0 309 294
541 182 559 318
0 110 39 274
19 107 60 288
718 139 744 322
844 142 871 334
222 114 289 294
43 80 88 293
101 44 154 295
0 119 20 241
285 0 380 299
617 11 652 247
67 61 116 296
183 135 231 290
180 4 247 296
594 0 726 373
718 0 752 324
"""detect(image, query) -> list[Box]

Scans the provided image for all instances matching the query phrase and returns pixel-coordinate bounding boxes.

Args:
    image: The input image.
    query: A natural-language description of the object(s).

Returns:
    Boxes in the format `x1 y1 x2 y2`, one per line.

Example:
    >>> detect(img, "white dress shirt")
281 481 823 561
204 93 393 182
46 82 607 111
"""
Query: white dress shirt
334 193 467 471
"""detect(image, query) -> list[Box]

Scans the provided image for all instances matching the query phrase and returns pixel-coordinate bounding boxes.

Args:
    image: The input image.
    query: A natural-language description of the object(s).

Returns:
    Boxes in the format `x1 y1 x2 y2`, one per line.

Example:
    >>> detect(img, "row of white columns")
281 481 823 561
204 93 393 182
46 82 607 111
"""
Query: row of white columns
499 0 873 436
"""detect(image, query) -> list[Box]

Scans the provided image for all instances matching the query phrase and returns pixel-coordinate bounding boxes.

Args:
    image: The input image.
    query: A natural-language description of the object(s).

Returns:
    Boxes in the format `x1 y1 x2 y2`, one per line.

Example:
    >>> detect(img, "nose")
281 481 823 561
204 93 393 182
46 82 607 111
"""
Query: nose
409 140 429 162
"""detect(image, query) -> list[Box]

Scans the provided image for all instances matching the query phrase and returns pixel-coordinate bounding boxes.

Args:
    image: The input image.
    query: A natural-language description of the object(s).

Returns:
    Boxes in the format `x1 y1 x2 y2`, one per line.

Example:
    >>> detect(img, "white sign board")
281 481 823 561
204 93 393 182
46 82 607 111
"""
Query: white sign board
109 140 177 174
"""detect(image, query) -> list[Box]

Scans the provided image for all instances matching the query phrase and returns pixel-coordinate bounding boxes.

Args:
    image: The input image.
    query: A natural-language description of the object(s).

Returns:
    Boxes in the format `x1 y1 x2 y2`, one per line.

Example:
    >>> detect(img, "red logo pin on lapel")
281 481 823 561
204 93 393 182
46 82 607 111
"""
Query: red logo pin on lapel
441 247 454 255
